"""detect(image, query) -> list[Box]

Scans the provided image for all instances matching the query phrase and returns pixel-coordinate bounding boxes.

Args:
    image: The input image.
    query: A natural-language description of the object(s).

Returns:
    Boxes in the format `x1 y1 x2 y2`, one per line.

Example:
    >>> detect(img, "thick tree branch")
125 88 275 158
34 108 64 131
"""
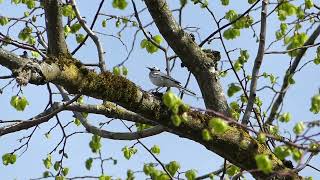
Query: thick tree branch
65 102 158 125
43 0 69 55
59 86 165 140
0 48 300 179
144 0 229 115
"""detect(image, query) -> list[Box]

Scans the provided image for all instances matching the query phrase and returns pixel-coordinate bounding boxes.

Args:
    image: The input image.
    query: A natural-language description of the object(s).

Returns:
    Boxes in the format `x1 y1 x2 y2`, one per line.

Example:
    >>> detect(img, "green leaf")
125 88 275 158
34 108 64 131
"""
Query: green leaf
62 5 75 18
43 171 50 178
230 101 240 111
202 129 212 141
26 0 35 9
77 96 84 104
10 95 19 108
140 39 148 48
64 25 71 36
171 114 182 127
113 66 121 75
198 0 207 8
293 121 305 135
70 23 81 33
180 0 187 7
43 154 52 169
269 74 276 84
102 19 107 28
296 7 305 19
240 50 250 60
223 28 240 40
287 74 295 84
305 0 313 9
208 117 229 134
225 10 237 21
146 42 158 53
89 135 102 153
135 123 152 131
2 153 16 166
314 57 320 65
227 83 241 97
54 161 60 171
248 0 257 4
122 66 128 76
150 145 160 155
254 96 263 107
255 154 272 174
309 143 319 152
115 19 121 27
278 112 292 123
221 0 229 6
112 0 128 10
274 146 291 160
122 146 137 160
45 132 51 139
162 91 182 110
81 112 88 118
257 133 266 143
2 153 10 166
0 16 9 26
143 163 155 175
12 0 21 4
132 21 137 27
268 125 279 135
127 169 135 180
122 17 129 24
85 158 93 170
310 94 320 113
55 176 65 180
181 112 189 123
10 95 29 111
31 51 39 58
62 167 69 176
152 35 163 44
226 165 240 176
17 27 32 41
165 161 180 176
292 148 303 161
74 118 81 126
185 169 197 180
19 96 29 111
76 33 85 44
180 103 190 112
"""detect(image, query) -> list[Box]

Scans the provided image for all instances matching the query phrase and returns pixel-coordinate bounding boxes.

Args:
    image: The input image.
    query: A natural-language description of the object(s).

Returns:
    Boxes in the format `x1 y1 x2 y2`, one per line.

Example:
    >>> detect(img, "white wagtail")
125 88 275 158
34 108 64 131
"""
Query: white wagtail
147 67 196 96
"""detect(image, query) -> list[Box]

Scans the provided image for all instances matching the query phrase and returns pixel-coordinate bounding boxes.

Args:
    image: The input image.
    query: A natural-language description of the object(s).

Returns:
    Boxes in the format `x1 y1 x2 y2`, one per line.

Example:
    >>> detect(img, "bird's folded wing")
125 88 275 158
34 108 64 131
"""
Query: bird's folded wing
153 71 181 85
162 75 181 85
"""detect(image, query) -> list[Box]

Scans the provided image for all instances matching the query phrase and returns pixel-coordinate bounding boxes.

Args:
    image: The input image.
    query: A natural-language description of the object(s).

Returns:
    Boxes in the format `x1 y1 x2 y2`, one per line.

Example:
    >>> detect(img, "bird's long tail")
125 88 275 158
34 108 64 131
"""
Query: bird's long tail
179 86 196 96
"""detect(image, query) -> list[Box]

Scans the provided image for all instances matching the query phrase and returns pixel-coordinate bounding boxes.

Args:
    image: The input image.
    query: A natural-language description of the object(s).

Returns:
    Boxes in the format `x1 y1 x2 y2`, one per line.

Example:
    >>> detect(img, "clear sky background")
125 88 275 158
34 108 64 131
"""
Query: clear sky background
0 0 319 179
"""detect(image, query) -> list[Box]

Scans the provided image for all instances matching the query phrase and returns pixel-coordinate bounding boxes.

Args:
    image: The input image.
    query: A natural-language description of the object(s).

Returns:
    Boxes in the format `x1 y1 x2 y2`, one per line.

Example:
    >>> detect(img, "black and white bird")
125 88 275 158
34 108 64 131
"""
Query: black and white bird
147 67 196 96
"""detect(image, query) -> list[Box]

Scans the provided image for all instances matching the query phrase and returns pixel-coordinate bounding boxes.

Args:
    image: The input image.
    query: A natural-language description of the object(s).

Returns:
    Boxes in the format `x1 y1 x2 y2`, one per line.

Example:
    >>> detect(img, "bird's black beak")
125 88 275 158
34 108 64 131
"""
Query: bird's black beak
146 67 152 70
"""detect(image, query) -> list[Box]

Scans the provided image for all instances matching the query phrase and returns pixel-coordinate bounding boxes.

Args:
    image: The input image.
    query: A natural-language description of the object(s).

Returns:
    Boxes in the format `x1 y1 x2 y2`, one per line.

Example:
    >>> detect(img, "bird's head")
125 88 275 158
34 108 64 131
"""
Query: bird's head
147 66 160 72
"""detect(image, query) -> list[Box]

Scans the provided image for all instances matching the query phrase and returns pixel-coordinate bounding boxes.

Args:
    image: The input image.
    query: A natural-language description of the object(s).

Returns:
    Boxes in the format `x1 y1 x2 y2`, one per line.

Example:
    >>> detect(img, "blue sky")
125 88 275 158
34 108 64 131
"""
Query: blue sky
0 0 319 179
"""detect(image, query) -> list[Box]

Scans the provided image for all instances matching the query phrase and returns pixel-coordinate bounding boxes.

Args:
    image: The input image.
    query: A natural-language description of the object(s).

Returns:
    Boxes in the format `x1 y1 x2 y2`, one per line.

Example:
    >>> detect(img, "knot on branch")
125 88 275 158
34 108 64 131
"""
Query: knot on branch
202 49 221 70
14 61 46 86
